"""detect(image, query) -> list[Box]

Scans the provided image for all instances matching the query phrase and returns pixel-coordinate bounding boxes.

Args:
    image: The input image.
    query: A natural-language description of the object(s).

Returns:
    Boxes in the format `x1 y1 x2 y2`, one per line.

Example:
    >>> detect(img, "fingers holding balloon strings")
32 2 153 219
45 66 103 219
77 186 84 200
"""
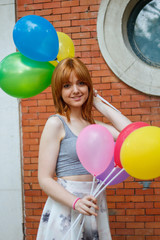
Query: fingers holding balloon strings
76 196 99 216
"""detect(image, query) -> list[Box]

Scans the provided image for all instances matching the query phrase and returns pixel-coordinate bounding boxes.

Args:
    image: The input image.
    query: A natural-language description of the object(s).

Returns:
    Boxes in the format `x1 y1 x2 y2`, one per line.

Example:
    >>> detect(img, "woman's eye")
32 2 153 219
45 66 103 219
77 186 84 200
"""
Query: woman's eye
63 84 70 88
78 81 85 86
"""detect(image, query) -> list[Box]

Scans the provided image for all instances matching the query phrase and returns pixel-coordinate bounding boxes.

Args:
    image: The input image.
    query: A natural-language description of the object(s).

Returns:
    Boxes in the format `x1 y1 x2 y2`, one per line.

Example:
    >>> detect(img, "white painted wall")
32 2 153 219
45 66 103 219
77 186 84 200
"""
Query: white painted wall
0 0 23 239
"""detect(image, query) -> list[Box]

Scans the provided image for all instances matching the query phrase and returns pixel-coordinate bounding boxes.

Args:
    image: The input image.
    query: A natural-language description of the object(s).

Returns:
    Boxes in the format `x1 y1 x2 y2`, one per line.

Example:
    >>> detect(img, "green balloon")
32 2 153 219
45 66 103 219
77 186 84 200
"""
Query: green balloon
0 52 55 98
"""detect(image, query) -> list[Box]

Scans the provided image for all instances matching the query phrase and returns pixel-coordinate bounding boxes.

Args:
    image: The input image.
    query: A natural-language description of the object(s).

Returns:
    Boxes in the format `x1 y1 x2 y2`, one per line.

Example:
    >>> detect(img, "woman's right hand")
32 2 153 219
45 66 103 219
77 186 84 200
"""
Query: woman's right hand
74 195 99 216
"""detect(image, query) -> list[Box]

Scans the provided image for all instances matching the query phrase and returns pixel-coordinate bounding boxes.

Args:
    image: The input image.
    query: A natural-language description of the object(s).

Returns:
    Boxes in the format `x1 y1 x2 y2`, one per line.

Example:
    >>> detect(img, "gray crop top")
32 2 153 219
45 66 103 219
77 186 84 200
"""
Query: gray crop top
51 115 90 177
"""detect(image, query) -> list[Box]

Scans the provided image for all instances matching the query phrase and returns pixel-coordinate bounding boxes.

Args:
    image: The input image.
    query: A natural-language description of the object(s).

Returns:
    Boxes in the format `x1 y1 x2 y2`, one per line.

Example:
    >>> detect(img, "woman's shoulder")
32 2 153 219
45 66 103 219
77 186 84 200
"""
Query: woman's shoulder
46 115 63 130
41 115 65 141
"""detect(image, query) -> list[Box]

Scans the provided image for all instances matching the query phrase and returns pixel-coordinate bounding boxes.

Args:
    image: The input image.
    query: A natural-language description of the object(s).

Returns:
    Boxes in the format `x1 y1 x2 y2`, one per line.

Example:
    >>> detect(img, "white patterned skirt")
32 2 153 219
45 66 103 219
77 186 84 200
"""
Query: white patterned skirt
36 178 112 240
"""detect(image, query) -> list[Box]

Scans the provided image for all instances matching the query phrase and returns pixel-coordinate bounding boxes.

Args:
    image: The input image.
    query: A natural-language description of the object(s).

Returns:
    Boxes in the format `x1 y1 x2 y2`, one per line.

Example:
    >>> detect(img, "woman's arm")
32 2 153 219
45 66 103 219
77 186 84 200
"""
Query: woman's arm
93 96 132 138
38 116 98 216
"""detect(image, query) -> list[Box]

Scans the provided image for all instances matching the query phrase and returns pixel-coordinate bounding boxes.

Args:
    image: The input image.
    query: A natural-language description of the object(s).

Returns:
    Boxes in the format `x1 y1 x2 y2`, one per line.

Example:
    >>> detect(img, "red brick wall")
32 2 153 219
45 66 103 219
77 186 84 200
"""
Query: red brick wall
16 0 160 239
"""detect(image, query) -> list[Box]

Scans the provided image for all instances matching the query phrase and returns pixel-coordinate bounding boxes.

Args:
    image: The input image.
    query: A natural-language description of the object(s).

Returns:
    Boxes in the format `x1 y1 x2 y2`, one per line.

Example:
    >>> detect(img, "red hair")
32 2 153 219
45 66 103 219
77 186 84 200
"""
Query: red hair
51 58 95 124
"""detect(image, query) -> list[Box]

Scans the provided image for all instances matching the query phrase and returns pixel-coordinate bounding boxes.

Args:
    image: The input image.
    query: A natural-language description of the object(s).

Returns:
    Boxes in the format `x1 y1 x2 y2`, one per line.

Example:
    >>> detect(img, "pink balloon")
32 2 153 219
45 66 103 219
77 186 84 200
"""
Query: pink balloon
114 122 150 168
76 124 114 176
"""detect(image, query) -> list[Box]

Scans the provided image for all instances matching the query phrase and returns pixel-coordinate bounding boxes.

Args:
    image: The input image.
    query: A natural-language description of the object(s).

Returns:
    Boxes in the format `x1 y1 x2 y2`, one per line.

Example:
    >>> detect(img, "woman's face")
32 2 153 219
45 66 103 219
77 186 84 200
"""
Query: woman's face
61 71 89 110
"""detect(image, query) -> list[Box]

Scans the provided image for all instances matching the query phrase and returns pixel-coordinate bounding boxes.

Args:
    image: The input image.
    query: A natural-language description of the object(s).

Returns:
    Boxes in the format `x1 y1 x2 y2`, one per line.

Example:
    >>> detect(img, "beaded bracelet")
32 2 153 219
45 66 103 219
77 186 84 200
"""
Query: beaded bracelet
72 197 80 210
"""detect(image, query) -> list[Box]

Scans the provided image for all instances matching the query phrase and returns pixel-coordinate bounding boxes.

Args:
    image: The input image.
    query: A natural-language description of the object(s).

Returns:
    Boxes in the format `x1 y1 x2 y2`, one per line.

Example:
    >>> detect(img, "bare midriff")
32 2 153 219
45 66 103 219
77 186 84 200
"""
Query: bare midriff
61 174 93 182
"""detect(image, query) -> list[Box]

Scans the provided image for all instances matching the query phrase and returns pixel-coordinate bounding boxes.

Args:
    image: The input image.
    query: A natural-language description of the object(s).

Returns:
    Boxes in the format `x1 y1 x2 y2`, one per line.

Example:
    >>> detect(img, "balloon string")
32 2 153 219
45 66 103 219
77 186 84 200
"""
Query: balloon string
76 216 85 240
93 167 117 196
91 175 96 195
94 168 125 198
62 214 83 240
76 175 96 240
62 176 96 240
97 94 121 113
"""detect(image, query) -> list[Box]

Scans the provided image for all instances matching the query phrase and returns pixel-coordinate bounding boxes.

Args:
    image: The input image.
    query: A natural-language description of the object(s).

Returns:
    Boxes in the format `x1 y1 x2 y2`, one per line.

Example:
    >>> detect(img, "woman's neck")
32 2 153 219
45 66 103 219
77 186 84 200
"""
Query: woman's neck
69 108 83 121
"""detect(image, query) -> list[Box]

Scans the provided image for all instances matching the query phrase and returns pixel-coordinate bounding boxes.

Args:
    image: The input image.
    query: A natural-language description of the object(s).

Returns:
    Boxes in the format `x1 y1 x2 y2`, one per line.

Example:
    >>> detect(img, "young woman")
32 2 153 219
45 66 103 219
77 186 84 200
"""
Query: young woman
36 58 131 240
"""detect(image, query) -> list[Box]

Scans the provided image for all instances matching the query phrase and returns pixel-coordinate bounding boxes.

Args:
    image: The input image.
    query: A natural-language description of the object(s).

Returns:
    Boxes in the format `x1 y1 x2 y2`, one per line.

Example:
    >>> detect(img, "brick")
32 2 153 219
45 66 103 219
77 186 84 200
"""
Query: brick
102 89 121 96
136 188 154 195
146 209 160 215
132 108 151 115
126 237 145 240
112 95 131 102
145 195 160 202
80 12 98 19
71 6 89 13
23 126 39 133
54 20 71 27
62 13 80 20
81 25 96 32
25 3 43 10
35 9 52 15
135 228 153 235
116 228 135 235
125 196 144 202
63 26 81 33
25 203 42 209
43 2 60 8
136 216 155 222
62 0 79 7
135 202 154 209
110 222 125 229
126 209 145 215
92 70 112 77
80 0 100 5
113 237 125 240
82 51 100 58
72 32 90 39
146 237 160 240
25 190 41 196
53 7 70 14
18 11 35 18
126 222 144 228
121 101 140 108
116 189 134 195
34 0 51 2
26 229 38 235
72 19 97 26
145 222 160 228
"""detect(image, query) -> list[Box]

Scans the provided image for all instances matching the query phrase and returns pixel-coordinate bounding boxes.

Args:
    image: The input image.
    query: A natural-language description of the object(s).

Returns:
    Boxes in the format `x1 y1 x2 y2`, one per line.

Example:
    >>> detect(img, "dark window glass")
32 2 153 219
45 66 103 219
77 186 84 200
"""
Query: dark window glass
128 0 160 67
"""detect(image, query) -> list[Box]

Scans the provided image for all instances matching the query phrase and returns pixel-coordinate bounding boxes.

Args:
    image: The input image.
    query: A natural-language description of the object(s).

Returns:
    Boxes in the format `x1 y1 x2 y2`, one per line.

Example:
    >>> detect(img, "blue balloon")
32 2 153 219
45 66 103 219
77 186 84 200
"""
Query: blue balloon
13 15 59 62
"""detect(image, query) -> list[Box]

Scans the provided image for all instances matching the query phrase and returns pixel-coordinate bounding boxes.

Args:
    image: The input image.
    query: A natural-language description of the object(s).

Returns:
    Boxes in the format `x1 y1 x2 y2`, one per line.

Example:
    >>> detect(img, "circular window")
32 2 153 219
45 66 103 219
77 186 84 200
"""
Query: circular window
128 0 160 67
97 0 160 96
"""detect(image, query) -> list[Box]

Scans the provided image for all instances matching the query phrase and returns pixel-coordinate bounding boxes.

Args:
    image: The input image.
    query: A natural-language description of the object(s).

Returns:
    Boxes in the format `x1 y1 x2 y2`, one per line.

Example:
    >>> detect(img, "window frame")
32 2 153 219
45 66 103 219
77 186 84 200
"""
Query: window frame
97 0 160 96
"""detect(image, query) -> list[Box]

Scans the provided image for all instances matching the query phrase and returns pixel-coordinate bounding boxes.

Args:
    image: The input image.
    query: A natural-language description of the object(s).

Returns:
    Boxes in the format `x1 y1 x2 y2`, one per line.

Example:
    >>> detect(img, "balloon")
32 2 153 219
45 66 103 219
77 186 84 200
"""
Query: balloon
114 122 150 168
50 32 75 66
76 124 114 176
0 52 55 98
13 15 59 62
121 126 160 180
97 155 129 186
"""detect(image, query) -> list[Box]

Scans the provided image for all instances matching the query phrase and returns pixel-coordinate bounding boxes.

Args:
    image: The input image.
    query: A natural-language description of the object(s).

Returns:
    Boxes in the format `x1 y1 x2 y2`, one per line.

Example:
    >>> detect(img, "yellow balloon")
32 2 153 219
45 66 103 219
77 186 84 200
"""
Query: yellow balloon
120 126 160 180
50 32 75 66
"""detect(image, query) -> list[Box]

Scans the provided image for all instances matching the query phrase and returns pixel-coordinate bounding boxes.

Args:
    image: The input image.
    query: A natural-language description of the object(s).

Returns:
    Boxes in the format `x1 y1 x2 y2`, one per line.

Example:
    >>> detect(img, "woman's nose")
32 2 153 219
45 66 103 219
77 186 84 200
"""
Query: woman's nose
72 84 79 93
